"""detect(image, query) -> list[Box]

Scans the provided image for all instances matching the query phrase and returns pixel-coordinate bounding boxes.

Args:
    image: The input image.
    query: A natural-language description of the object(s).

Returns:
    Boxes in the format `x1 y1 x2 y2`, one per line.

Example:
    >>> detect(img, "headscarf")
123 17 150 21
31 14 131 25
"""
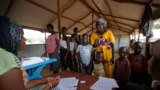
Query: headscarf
0 16 23 55
96 18 107 27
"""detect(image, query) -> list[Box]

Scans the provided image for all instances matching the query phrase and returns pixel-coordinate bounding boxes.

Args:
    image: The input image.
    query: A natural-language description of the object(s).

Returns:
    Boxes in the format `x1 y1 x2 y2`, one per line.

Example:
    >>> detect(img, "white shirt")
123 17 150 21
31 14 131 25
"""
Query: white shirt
76 44 93 65
60 39 74 51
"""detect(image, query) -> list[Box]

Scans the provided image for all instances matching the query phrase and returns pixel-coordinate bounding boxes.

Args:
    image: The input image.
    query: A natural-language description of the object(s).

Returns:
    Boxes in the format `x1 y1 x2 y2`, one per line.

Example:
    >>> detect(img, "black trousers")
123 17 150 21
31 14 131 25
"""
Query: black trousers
130 71 146 85
60 48 73 71
48 51 61 74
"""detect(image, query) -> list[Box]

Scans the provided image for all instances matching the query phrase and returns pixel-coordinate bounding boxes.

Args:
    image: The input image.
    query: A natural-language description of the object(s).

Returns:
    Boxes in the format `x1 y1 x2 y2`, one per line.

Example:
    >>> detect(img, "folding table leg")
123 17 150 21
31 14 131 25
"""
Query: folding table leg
27 64 46 80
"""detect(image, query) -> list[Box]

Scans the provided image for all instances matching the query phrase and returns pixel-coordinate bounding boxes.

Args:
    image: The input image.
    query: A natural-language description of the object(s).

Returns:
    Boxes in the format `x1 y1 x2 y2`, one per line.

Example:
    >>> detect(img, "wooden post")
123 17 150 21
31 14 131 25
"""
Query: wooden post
57 0 61 39
132 32 134 40
134 30 136 41
138 29 140 41
129 33 131 41
118 35 121 49
145 36 151 61
45 29 47 43
92 12 94 33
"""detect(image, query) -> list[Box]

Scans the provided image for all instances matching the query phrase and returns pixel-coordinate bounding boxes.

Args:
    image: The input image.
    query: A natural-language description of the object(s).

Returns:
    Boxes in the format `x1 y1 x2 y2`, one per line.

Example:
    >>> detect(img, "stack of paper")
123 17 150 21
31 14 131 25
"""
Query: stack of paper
56 77 79 90
90 77 119 90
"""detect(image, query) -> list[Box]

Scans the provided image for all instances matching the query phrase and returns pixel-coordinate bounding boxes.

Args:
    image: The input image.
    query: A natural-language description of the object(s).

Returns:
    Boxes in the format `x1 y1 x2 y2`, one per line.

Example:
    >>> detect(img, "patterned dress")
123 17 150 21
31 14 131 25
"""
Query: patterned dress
90 29 115 77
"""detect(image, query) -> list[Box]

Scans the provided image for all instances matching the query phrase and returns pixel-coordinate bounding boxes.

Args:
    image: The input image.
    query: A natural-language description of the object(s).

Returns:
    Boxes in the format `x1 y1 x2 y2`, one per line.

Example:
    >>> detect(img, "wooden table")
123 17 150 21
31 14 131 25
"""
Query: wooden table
54 71 117 90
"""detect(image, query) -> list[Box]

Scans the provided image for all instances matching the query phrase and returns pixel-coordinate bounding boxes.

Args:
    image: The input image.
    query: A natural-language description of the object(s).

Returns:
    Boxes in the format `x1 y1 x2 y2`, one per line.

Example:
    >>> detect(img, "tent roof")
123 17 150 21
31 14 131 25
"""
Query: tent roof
0 0 160 35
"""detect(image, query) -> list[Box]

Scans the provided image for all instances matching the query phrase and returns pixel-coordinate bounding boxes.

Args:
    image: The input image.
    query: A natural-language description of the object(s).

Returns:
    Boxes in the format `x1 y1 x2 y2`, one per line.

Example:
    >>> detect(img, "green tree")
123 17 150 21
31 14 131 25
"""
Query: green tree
153 21 160 29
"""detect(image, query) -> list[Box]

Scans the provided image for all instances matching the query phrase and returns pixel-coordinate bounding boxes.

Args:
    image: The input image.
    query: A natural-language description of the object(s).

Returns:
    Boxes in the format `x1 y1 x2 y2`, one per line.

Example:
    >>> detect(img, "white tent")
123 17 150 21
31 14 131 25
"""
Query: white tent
1 0 160 51
1 0 160 35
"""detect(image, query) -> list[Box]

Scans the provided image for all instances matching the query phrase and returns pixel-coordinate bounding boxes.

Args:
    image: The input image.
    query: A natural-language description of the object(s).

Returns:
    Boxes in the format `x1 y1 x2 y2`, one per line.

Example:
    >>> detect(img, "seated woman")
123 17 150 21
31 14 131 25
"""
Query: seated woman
0 16 60 90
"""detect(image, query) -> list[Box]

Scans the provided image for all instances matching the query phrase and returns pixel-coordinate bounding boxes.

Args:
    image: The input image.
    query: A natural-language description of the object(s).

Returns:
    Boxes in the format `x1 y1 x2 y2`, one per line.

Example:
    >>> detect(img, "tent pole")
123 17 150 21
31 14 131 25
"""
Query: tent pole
57 0 61 39
145 36 151 61
118 35 121 49
138 29 140 41
134 30 136 41
92 11 94 33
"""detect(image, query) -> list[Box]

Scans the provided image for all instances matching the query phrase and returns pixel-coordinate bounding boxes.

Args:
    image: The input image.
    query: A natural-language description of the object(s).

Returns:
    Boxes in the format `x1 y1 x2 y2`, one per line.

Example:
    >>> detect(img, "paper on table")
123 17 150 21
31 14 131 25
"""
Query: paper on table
57 87 77 90
22 57 45 67
57 77 79 90
80 80 86 84
99 77 119 88
90 77 119 90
